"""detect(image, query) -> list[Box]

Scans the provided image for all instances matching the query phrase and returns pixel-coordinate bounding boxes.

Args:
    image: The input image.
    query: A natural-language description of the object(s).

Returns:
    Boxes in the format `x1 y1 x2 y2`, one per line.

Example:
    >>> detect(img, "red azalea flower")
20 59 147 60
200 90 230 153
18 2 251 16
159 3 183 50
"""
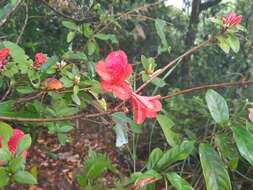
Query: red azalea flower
95 50 133 100
33 52 47 69
0 48 9 60
248 108 253 122
131 93 162 124
0 48 10 70
0 128 26 155
222 12 242 27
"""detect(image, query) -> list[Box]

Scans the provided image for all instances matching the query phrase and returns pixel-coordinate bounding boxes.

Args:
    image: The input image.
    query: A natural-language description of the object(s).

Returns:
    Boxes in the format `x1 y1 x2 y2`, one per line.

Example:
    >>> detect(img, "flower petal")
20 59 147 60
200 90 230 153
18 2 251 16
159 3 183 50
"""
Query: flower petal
101 80 132 100
95 60 112 81
8 129 25 154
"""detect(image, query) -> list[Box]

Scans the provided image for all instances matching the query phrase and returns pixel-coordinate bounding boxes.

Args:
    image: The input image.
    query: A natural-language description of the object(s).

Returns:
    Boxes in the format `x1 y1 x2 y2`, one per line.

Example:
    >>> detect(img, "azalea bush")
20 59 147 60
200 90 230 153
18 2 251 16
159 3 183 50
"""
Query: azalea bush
1 0 253 189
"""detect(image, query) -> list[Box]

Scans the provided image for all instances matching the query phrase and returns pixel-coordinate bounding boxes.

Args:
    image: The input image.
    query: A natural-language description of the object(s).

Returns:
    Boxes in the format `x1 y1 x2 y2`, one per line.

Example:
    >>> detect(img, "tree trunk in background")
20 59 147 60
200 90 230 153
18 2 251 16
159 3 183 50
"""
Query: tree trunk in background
182 0 222 86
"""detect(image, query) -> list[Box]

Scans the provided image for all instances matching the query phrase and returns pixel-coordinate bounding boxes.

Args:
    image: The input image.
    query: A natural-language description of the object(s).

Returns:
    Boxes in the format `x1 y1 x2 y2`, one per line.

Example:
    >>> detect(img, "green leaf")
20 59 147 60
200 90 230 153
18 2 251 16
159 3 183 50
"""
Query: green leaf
63 51 87 61
155 19 169 52
199 143 231 190
0 146 12 164
151 77 166 87
232 127 253 167
0 168 10 187
217 36 230 54
87 40 97 56
40 56 58 79
146 148 163 169
9 156 25 173
0 100 16 116
215 133 239 170
112 112 142 134
156 141 194 170
205 89 229 125
4 41 30 64
16 134 32 156
16 86 34 94
0 121 13 143
13 171 37 185
62 21 78 31
81 24 93 38
166 172 193 190
78 150 116 187
57 125 73 133
67 31 76 43
227 33 240 53
157 114 180 147
95 33 118 44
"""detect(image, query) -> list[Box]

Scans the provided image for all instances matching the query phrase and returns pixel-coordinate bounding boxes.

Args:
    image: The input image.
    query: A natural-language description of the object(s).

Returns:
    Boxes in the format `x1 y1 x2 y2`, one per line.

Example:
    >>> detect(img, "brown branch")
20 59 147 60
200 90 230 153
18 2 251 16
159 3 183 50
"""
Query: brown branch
1 80 252 123
0 81 12 102
161 80 253 100
0 111 111 123
0 0 24 28
135 40 209 93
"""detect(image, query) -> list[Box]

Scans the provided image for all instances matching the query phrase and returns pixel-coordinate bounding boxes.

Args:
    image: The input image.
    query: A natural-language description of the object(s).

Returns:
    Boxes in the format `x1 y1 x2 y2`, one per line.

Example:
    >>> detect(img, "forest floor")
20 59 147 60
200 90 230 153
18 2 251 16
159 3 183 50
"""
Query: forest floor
7 120 130 190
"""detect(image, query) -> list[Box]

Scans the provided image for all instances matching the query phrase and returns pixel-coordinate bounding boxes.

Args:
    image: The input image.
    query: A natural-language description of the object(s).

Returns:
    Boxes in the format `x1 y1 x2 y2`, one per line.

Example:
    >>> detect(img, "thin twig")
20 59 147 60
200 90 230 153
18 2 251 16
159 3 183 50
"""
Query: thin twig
16 2 28 44
161 80 253 100
0 81 12 102
136 40 209 93
1 80 252 123
0 111 111 122
0 0 24 28
40 0 95 22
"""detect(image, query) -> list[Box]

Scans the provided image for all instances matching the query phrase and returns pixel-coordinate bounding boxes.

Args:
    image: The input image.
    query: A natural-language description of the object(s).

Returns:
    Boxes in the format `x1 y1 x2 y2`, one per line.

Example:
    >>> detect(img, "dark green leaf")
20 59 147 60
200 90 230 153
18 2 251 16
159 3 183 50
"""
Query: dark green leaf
232 127 253 167
166 172 193 190
157 114 180 147
156 141 194 170
199 143 231 190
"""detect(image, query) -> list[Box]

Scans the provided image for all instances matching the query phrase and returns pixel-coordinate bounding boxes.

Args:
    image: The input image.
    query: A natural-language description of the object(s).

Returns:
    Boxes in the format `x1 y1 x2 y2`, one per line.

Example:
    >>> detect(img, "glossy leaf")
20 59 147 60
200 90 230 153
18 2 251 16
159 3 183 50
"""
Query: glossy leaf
166 172 193 190
232 127 253 167
13 171 37 185
205 89 229 125
146 148 163 169
157 114 180 147
199 143 231 190
215 133 239 169
156 141 194 170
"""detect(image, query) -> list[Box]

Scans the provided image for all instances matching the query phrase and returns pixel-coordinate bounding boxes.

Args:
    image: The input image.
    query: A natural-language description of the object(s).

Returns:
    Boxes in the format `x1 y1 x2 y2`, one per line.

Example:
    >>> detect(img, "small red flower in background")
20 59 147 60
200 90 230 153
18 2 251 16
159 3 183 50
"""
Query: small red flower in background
0 48 10 70
95 50 133 100
41 78 63 90
131 93 162 124
33 52 47 69
248 108 253 122
222 12 242 27
0 129 27 156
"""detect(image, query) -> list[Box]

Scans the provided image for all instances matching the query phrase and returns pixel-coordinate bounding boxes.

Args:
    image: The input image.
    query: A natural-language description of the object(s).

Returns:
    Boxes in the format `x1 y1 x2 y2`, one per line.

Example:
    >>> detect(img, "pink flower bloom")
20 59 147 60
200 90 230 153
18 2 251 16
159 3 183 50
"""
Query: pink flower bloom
33 52 47 69
0 48 9 60
131 93 162 124
95 50 133 100
248 108 253 122
222 12 242 27
0 48 10 70
0 128 26 155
